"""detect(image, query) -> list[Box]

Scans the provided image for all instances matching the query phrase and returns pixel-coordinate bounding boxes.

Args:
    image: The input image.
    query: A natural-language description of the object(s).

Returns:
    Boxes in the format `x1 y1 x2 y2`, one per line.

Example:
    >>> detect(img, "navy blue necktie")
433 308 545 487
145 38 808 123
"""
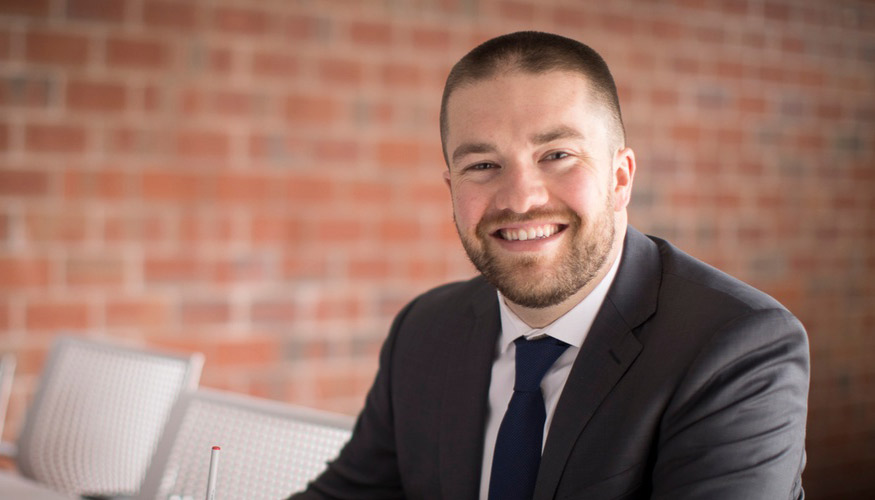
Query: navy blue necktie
488 336 570 500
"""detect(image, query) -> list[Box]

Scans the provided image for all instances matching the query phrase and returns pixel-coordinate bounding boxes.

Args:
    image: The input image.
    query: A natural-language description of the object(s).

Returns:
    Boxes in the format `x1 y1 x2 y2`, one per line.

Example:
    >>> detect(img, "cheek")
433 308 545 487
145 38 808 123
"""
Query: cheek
451 185 489 230
552 172 609 216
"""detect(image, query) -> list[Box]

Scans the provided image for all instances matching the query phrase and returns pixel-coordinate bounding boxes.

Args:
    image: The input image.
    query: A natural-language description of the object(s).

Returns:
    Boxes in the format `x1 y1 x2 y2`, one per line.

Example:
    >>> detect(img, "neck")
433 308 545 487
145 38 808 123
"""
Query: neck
506 223 625 329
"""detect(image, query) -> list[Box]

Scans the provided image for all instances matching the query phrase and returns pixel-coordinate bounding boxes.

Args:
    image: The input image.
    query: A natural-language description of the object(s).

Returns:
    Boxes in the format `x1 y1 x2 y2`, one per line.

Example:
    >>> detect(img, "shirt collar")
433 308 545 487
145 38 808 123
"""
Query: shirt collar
497 243 623 353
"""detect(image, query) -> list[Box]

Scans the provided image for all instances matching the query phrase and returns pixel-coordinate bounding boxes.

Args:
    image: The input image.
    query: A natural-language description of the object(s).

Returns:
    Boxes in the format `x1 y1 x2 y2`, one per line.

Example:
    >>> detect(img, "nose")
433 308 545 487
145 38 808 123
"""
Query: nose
493 162 549 214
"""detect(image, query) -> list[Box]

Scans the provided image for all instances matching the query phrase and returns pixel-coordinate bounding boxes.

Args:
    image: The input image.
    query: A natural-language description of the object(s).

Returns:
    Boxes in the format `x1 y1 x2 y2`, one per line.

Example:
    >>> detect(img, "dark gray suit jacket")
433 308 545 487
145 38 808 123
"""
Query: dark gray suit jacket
293 227 809 499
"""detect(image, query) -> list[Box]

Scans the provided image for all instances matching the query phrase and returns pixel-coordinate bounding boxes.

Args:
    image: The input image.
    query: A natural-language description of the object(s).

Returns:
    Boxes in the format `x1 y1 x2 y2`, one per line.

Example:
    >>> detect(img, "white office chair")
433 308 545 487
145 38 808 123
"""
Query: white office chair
137 388 355 500
0 353 15 447
4 336 203 498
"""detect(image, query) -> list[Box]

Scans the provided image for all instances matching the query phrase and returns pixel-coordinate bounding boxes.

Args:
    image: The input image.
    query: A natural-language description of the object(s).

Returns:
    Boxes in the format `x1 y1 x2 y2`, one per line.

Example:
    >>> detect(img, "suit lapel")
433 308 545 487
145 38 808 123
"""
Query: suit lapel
438 280 500 500
534 227 661 500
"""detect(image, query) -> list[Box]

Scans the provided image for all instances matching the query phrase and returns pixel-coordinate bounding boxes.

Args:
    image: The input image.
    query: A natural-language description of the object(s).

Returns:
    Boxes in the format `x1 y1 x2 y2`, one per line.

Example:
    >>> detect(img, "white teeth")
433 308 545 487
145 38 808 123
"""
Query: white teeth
500 224 559 241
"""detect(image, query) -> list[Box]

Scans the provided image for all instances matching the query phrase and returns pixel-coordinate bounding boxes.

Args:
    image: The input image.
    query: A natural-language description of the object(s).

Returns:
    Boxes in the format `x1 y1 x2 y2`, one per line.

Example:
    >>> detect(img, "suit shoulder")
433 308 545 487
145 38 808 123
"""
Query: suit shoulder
405 275 493 316
649 235 788 315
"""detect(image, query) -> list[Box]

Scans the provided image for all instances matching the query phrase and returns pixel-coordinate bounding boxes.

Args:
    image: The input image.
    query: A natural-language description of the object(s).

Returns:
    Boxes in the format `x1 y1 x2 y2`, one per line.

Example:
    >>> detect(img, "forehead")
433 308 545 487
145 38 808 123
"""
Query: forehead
445 70 605 145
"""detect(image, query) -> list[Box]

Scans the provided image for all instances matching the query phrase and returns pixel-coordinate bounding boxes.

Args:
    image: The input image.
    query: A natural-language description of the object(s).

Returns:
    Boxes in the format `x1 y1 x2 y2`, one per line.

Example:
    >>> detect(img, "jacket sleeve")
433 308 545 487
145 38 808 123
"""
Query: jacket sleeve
652 307 809 500
289 300 418 500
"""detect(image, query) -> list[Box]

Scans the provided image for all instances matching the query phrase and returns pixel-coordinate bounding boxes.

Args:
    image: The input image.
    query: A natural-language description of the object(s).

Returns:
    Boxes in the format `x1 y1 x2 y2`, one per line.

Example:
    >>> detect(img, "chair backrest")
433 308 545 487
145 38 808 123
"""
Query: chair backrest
0 353 16 442
137 388 355 500
16 336 203 497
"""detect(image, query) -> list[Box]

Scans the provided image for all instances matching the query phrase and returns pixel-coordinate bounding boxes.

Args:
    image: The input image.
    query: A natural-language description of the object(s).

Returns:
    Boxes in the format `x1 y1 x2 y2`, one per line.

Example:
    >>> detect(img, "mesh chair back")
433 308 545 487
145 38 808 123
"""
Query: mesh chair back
16 337 203 497
137 388 355 500
0 353 15 441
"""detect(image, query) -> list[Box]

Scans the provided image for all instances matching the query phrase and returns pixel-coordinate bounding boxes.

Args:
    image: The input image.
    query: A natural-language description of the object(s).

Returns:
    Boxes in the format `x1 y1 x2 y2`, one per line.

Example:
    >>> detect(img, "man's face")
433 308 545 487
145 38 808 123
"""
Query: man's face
443 70 630 309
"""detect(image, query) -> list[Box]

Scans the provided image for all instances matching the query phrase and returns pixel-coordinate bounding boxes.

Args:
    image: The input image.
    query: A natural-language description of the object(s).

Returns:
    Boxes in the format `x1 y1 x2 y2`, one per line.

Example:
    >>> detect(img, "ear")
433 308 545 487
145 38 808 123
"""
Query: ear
442 169 452 191
612 147 636 212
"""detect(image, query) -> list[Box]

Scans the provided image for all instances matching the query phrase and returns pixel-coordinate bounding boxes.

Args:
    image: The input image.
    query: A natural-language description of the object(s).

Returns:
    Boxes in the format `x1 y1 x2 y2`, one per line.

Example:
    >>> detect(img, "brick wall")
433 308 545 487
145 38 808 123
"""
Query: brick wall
0 0 872 497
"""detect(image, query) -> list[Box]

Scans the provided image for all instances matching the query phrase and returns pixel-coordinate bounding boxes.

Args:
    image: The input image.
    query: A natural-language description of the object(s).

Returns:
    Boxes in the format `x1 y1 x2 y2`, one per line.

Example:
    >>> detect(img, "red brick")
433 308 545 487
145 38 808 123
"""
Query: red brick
283 14 322 41
64 168 126 199
411 27 450 51
348 180 393 204
0 30 9 60
175 130 230 159
408 181 449 205
251 300 296 324
210 254 271 283
25 208 89 243
66 0 127 22
285 176 335 203
104 212 166 242
552 7 591 28
106 298 169 327
213 6 269 35
66 79 126 112
738 96 767 114
349 21 393 46
249 214 294 243
141 171 201 201
207 48 232 74
213 337 280 366
349 257 391 279
25 30 90 65
216 172 274 204
317 217 363 242
143 0 197 29
718 0 749 16
318 58 363 86
106 37 168 69
0 169 49 196
379 218 421 242
499 1 536 21
715 60 747 79
252 51 299 77
212 89 254 116
26 301 90 330
0 257 51 288
65 255 124 286
650 88 679 107
314 296 362 321
377 140 422 168
0 122 6 150
285 94 341 125
313 138 361 163
181 300 230 325
313 369 366 400
25 123 87 153
2 0 50 17
0 299 8 329
381 63 422 89
0 76 53 108
764 1 791 21
178 212 234 243
144 256 200 283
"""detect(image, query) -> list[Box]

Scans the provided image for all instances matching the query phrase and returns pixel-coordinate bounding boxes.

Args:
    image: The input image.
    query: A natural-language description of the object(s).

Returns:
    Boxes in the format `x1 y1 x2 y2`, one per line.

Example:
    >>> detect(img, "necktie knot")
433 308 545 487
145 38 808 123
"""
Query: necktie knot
513 336 570 392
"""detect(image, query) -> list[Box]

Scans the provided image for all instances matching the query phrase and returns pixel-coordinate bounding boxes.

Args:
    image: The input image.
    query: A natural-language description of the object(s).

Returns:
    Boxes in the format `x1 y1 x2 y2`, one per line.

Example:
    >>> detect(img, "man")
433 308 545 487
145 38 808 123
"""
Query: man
292 31 808 499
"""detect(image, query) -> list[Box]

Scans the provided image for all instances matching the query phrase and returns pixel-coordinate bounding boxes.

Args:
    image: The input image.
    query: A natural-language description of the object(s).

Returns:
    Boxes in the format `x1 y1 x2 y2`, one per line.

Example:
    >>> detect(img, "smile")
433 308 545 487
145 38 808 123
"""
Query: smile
497 224 564 241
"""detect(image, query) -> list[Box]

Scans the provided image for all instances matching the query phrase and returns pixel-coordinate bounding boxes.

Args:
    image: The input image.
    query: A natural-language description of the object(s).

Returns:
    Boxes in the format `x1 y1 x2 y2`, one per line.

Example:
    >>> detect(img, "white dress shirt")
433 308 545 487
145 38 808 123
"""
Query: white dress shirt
479 249 623 499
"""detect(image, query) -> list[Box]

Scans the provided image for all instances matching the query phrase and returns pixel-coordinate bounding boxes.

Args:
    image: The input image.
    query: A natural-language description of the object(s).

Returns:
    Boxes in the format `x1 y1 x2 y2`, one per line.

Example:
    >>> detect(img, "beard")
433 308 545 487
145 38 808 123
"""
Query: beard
457 195 616 309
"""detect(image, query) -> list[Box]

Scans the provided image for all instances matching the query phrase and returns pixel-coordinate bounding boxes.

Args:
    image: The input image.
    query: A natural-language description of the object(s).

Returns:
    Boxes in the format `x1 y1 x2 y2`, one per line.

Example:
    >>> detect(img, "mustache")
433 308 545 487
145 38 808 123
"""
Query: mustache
475 208 581 235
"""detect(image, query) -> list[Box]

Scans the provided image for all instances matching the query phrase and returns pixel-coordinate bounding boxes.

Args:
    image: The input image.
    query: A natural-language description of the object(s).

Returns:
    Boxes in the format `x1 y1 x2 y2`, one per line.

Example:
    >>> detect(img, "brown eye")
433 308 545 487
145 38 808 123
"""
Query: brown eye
544 152 569 161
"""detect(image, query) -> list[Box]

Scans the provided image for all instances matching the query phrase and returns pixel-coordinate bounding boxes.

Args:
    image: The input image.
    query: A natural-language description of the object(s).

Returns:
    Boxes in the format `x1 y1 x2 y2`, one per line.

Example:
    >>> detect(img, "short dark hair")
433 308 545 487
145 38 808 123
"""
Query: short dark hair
439 31 625 165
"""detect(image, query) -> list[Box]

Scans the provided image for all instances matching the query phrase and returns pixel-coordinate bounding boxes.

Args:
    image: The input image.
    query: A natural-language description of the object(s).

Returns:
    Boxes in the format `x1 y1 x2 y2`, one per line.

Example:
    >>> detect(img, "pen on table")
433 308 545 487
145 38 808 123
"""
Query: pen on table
206 445 220 500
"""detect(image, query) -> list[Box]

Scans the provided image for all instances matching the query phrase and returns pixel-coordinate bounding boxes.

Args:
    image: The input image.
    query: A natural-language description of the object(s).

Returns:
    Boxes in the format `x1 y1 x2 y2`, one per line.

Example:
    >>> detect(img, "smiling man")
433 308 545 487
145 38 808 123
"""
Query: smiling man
292 31 809 500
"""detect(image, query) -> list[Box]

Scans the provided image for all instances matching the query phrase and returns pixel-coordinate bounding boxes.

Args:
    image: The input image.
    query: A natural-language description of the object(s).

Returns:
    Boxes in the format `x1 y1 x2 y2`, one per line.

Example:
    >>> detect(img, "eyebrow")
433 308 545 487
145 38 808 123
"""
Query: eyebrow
530 125 585 145
450 126 586 166
451 142 496 166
